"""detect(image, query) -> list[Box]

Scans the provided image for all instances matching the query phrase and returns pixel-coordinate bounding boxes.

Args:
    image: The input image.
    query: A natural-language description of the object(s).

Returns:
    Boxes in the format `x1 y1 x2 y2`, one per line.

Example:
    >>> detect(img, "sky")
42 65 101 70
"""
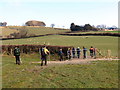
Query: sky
0 0 119 28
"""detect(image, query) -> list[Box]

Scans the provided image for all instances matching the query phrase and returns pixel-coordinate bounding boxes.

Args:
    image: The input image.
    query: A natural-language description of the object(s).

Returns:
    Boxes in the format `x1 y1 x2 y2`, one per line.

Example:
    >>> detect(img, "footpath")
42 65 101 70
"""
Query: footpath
32 58 119 65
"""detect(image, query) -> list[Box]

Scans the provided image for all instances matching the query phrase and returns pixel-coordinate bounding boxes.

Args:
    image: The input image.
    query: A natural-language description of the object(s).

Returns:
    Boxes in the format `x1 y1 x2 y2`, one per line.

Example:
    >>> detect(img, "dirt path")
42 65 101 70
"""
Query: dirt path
31 58 119 65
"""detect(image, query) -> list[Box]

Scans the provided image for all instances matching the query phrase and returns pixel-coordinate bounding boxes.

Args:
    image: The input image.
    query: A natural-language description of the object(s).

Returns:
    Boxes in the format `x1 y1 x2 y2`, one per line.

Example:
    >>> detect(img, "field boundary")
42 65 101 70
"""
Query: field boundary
1 33 57 40
1 32 120 40
59 33 120 37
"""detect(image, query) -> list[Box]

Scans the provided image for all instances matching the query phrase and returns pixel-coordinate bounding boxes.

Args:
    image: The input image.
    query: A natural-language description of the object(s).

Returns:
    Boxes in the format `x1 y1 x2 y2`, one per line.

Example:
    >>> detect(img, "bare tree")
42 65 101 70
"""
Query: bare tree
96 24 106 29
51 24 55 28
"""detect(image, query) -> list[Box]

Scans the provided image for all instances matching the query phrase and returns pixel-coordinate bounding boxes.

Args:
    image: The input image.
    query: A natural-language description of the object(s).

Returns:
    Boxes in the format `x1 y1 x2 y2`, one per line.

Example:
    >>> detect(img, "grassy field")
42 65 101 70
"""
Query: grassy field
1 26 119 88
69 30 120 34
2 26 119 38
2 35 118 57
2 55 118 88
2 26 69 37
1 27 18 37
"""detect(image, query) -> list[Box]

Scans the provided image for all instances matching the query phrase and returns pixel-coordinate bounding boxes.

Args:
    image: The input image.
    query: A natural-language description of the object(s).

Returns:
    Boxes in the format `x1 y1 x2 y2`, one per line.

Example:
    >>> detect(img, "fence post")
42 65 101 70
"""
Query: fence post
107 49 111 59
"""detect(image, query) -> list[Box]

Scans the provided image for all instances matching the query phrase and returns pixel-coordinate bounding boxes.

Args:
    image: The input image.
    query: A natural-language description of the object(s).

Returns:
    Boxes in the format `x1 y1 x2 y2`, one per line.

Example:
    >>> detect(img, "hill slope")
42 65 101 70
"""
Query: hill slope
1 26 70 38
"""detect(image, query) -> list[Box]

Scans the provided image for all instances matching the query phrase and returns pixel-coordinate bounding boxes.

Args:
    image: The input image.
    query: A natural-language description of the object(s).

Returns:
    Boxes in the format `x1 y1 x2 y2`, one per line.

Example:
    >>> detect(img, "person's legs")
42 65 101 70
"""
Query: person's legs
83 52 86 59
15 56 18 64
90 53 92 57
85 53 86 58
73 53 75 58
44 55 47 65
45 60 47 65
61 55 63 61
41 60 44 66
60 55 63 61
41 55 44 66
78 54 80 58
17 56 20 65
90 53 93 58
16 56 20 64
68 55 71 60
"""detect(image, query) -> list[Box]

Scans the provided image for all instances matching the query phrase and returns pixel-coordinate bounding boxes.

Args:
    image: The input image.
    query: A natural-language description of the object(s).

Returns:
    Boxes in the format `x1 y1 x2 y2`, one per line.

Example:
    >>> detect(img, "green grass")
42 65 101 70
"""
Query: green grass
2 35 118 57
1 27 18 37
2 26 119 37
3 26 119 38
70 30 120 34
2 55 118 88
6 26 69 36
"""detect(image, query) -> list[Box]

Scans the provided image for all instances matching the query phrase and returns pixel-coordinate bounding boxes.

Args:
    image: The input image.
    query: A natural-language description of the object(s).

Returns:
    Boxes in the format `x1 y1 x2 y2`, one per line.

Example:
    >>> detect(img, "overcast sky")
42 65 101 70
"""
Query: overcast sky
0 0 119 28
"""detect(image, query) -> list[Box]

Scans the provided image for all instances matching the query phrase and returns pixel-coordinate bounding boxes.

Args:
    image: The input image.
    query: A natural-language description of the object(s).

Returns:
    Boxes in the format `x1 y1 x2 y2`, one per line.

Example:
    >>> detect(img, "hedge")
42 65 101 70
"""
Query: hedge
60 33 120 37
1 45 73 57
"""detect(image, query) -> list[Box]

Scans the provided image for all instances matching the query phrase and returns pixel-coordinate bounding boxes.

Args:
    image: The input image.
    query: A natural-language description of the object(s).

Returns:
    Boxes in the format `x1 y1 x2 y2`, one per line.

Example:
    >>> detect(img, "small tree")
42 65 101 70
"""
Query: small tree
70 23 76 31
51 24 55 28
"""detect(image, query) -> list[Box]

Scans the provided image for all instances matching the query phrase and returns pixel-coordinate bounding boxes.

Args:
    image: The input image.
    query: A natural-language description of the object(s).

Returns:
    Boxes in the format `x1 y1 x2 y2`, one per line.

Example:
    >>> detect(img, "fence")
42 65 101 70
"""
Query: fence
1 44 73 57
1 45 116 59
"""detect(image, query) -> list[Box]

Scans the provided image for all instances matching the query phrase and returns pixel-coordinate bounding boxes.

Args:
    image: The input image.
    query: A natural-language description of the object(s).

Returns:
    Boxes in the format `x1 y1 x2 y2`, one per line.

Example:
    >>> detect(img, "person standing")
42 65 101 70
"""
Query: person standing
72 47 76 58
83 46 87 59
40 46 50 66
76 47 81 58
67 48 71 60
40 46 44 61
89 46 94 58
14 46 20 65
58 49 64 61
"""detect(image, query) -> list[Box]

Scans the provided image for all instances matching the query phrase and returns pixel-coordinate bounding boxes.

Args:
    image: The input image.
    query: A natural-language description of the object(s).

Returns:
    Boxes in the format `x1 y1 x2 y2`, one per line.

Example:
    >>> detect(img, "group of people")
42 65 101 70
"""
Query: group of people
13 46 97 66
58 46 96 61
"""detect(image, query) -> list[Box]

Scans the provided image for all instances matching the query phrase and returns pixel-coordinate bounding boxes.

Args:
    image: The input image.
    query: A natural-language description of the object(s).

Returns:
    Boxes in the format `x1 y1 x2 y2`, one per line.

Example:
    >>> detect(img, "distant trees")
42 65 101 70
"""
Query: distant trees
70 23 98 31
25 20 46 26
0 22 7 26
84 24 93 31
96 24 106 29
107 26 118 30
96 25 118 30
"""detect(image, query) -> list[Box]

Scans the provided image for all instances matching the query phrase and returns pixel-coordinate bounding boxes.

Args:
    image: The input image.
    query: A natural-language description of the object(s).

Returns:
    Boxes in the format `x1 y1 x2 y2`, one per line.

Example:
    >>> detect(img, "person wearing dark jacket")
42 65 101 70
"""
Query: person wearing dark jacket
58 49 64 61
14 46 20 65
83 46 87 59
89 46 94 58
72 47 76 58
76 47 81 58
40 46 50 66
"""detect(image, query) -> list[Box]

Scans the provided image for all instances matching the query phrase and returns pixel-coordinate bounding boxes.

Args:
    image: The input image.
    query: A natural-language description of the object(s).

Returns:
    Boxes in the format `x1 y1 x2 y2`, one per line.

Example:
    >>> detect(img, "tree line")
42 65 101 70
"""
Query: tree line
70 23 99 31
